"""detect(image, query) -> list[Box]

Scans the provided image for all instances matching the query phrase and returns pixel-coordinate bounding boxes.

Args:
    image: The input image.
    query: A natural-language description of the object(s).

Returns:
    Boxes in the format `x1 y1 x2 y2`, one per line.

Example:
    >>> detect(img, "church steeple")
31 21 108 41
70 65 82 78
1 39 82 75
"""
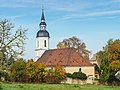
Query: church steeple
35 1 50 60
35 0 50 61
39 4 47 31
41 6 45 21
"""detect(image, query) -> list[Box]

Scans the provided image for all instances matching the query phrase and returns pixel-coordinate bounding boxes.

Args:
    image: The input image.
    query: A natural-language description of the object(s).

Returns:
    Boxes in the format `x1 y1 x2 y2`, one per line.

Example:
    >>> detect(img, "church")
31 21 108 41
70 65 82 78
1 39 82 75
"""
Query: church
35 5 95 81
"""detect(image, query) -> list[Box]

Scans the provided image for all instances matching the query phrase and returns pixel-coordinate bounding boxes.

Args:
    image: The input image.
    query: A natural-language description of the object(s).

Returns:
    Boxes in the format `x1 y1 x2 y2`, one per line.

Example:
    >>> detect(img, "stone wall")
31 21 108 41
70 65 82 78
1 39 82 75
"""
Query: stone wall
61 77 94 84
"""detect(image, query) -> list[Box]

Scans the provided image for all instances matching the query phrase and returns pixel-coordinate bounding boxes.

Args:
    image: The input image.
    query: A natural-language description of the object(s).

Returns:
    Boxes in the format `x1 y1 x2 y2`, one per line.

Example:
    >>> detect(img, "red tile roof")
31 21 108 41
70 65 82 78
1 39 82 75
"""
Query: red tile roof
37 48 93 67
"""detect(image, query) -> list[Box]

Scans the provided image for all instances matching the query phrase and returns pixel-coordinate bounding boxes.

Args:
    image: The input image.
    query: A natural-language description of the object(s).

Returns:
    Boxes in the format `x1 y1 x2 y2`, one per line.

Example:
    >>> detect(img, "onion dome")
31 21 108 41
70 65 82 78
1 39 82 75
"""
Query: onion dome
36 30 50 38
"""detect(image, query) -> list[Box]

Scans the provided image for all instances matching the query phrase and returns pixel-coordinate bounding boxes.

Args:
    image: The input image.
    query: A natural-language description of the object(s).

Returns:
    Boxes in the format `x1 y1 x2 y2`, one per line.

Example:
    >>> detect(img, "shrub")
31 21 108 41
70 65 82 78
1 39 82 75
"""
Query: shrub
35 62 46 82
66 71 87 80
66 73 73 78
0 70 10 81
45 69 58 83
26 61 46 82
45 65 66 83
9 58 27 82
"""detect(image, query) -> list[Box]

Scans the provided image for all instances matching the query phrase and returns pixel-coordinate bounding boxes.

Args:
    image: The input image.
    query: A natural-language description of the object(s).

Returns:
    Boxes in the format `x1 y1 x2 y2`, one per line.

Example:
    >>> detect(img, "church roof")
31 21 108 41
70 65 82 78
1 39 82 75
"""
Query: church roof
37 48 93 67
41 8 45 20
36 30 50 38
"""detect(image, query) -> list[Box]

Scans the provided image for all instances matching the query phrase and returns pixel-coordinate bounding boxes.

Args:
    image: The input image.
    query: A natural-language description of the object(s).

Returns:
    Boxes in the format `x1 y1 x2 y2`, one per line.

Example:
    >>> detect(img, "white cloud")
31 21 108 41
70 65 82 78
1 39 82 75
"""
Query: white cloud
0 15 25 20
84 10 120 17
0 0 40 8
59 10 120 20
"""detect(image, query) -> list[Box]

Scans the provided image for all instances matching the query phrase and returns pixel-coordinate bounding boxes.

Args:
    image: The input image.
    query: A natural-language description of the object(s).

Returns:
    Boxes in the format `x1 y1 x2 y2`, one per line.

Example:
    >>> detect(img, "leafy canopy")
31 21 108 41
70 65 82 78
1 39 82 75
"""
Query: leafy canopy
57 36 90 59
0 19 27 68
96 39 120 82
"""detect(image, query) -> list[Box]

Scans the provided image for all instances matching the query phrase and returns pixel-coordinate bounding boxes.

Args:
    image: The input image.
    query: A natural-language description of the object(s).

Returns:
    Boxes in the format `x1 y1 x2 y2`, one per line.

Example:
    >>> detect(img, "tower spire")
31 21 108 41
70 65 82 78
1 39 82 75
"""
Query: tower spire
41 0 45 21
39 0 47 30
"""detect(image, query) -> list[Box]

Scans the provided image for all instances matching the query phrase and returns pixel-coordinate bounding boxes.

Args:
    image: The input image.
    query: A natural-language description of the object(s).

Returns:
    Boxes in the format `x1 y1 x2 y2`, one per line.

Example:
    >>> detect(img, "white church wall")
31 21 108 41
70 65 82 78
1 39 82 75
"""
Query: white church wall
35 37 49 61
35 49 45 60
36 37 49 50
64 66 95 78
47 66 95 78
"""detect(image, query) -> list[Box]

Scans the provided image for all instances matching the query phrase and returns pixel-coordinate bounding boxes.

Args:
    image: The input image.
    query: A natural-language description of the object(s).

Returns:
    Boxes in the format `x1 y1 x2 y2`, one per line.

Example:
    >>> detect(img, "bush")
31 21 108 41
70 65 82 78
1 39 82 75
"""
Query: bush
45 69 59 83
9 59 27 82
0 70 10 81
66 71 87 80
45 66 66 83
66 73 73 78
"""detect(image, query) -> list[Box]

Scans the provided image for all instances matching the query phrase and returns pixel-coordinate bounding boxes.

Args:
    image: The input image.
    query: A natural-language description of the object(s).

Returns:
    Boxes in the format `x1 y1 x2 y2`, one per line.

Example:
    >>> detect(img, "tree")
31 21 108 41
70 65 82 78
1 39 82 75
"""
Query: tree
26 60 36 82
108 39 120 71
0 19 27 68
0 70 9 81
10 59 46 83
96 39 120 82
35 62 46 82
93 63 101 75
57 36 90 59
26 60 46 82
9 58 28 82
45 65 66 83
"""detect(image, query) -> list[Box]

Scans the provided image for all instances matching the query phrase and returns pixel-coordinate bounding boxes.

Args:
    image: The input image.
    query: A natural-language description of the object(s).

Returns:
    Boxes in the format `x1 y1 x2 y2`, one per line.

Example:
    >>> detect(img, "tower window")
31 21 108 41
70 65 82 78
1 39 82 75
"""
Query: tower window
37 41 39 48
44 40 46 47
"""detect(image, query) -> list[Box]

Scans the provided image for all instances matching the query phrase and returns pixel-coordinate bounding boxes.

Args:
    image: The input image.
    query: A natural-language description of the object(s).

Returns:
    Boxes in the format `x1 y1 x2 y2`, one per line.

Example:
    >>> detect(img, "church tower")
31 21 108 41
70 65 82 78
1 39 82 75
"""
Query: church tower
35 5 50 60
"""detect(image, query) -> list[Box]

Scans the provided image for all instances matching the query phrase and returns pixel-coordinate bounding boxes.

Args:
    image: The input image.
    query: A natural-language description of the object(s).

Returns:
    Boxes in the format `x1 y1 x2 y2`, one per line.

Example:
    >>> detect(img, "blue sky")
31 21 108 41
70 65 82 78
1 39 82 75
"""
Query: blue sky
1 0 120 59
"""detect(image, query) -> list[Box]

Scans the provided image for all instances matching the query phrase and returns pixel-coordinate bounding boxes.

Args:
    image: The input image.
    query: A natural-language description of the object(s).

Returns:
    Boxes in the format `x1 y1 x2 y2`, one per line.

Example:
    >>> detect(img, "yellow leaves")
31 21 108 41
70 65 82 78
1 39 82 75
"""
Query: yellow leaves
26 61 46 82
54 65 66 79
26 60 35 71
10 59 65 83
110 61 120 71
35 62 46 69
107 40 120 71
108 42 120 61
45 65 66 83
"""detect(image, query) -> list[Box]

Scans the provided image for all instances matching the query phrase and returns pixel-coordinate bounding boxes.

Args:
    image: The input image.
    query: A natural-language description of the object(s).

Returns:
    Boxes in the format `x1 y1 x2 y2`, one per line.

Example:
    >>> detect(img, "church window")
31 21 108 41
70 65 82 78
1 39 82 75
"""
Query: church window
79 68 81 72
37 41 39 48
44 40 46 47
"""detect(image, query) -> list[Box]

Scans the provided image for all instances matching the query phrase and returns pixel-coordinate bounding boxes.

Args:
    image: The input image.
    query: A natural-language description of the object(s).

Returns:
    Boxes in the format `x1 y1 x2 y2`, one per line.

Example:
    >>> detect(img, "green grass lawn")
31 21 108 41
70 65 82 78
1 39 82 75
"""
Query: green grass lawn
0 83 120 90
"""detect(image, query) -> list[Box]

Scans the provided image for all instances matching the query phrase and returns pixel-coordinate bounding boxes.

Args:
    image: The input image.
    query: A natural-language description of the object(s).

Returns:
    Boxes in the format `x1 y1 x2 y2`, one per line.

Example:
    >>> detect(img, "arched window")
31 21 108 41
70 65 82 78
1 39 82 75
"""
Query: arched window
44 40 46 47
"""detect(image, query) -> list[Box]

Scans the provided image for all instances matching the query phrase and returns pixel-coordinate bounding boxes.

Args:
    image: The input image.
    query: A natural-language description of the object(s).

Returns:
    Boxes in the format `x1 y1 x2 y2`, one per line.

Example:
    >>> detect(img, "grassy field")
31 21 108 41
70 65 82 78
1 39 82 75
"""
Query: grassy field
0 83 120 90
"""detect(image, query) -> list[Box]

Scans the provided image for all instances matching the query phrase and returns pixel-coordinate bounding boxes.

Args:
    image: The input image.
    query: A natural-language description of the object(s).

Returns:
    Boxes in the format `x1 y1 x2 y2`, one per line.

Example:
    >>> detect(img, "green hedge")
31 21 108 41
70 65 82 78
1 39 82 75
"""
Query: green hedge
66 71 87 80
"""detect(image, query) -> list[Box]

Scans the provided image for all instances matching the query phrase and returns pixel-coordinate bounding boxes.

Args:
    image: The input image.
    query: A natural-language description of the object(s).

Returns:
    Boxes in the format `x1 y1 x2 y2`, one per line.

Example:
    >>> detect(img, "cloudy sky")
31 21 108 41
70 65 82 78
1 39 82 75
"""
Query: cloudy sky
1 0 120 59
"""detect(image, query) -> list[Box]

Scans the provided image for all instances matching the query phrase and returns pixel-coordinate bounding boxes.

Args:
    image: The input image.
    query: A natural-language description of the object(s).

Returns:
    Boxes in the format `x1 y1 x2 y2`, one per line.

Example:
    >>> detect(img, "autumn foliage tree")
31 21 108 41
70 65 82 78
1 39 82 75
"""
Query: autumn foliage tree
45 65 66 83
26 60 36 82
108 39 120 71
26 60 46 82
10 58 27 82
9 60 66 83
96 39 120 82
10 59 46 83
57 36 90 59
35 62 46 82
0 19 27 69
